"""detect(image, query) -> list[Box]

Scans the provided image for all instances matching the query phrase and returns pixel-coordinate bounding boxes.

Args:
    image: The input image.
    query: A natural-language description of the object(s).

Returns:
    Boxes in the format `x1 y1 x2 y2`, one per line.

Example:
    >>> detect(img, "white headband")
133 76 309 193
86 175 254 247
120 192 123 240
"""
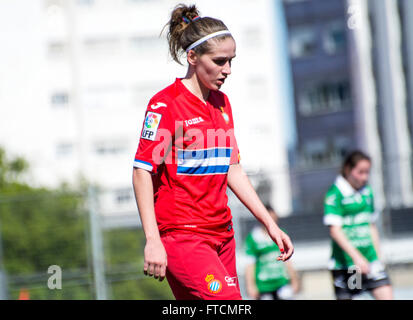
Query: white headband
185 30 232 52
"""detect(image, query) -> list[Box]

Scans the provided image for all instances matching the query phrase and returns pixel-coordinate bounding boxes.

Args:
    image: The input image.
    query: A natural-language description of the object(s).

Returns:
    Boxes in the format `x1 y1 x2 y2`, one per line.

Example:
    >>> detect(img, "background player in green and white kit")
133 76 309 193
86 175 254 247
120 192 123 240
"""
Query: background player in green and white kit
245 205 300 300
323 150 393 300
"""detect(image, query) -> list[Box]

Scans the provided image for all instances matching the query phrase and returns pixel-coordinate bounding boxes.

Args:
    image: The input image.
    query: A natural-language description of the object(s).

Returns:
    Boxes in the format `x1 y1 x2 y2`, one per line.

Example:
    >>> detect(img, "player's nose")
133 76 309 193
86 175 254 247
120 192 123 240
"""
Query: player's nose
222 61 231 76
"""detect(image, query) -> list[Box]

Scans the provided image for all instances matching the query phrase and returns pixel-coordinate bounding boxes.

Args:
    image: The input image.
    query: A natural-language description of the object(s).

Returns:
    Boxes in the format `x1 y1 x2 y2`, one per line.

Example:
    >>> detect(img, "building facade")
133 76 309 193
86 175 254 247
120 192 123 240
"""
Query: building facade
283 0 353 213
0 0 294 224
283 0 413 213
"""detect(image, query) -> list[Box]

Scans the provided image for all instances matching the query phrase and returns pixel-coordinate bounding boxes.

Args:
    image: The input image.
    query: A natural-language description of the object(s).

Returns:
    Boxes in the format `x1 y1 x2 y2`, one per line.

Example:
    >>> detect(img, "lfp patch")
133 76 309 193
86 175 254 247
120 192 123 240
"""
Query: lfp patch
141 112 162 141
205 274 222 294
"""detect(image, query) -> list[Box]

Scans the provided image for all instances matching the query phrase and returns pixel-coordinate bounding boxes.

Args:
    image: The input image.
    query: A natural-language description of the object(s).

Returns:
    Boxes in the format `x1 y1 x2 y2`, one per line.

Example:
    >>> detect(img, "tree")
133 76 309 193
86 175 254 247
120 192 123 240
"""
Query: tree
0 147 91 299
0 147 174 299
104 227 174 299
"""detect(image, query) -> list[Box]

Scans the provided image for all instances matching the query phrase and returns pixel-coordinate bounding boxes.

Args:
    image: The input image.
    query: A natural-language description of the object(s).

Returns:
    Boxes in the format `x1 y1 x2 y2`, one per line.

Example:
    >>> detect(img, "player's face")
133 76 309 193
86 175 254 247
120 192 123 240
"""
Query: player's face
346 159 371 190
195 37 236 91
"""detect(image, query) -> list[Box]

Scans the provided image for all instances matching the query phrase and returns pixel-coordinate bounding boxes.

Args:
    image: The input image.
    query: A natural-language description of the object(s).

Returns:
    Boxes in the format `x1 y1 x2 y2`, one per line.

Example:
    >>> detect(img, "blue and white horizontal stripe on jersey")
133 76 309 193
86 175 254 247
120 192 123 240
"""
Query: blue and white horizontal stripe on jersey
133 159 153 172
177 147 232 175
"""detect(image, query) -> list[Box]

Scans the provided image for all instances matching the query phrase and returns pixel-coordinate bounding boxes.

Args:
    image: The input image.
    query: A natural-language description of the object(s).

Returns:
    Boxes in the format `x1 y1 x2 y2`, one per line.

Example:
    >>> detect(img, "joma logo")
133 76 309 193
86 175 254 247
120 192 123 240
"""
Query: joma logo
184 117 204 127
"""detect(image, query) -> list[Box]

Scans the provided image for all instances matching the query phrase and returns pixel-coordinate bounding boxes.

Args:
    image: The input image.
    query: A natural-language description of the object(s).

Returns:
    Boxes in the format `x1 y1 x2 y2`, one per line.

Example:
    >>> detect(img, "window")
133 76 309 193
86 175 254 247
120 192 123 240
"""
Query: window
115 188 133 205
56 143 73 157
302 139 327 166
289 27 317 59
247 75 269 101
332 136 350 159
83 37 121 56
76 0 94 5
94 141 127 156
283 0 309 3
298 81 351 116
129 35 164 54
48 41 66 58
323 21 346 55
44 0 64 8
51 92 69 107
133 83 163 107
126 0 154 3
242 28 263 49
299 135 351 169
84 85 129 109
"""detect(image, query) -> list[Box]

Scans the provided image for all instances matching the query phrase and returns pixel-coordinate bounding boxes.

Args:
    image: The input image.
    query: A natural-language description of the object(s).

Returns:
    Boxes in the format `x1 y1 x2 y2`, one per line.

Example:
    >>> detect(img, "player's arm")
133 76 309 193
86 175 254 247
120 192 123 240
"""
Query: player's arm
368 190 382 260
227 164 293 261
132 167 167 281
285 261 300 294
245 263 259 299
370 223 381 260
329 225 370 274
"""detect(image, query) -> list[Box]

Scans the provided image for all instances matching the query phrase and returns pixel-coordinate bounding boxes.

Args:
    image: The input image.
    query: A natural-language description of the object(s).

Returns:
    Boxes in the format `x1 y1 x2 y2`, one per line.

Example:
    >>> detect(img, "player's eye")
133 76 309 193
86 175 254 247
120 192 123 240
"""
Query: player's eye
213 58 228 66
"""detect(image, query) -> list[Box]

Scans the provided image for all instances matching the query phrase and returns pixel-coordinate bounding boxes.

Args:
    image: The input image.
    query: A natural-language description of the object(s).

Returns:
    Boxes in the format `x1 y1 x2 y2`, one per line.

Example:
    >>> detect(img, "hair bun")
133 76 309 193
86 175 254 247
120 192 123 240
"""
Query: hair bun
165 4 230 65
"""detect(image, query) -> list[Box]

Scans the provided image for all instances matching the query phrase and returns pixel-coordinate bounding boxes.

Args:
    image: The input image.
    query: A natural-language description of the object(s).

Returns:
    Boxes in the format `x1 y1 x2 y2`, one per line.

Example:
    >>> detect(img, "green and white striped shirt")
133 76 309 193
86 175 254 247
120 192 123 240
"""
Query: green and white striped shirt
323 175 379 270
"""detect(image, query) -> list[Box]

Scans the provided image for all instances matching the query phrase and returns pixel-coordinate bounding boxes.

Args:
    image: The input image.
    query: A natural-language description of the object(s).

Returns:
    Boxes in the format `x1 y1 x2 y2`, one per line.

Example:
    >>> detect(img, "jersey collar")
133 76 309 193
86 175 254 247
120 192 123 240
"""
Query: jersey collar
176 77 210 107
175 78 219 107
334 175 357 197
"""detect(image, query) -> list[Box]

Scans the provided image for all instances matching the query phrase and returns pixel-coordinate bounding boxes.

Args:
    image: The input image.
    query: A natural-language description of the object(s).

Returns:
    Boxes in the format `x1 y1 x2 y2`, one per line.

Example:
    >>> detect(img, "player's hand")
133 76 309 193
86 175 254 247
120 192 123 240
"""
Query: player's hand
143 238 168 281
267 225 294 262
352 255 370 274
246 285 259 300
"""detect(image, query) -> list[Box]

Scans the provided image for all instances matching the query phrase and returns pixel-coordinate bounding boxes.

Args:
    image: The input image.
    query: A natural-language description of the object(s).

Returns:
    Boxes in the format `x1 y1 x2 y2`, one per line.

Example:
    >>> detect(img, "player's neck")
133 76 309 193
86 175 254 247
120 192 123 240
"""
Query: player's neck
182 71 210 104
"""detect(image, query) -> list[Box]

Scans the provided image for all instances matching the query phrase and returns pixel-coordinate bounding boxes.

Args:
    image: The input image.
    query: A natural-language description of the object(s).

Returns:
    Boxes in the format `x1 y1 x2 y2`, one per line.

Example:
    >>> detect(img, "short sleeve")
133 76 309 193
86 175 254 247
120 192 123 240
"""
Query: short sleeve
225 96 240 165
230 134 240 165
323 188 343 226
133 99 174 173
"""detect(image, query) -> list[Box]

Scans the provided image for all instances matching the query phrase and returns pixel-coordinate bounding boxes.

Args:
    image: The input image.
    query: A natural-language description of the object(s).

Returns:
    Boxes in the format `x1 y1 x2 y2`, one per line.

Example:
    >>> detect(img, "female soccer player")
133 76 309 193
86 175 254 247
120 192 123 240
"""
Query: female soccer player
132 4 293 300
323 150 393 300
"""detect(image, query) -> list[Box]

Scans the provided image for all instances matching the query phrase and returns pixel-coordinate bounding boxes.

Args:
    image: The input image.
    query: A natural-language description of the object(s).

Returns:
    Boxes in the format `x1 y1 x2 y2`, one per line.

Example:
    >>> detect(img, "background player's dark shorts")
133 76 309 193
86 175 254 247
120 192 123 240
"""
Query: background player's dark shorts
259 284 294 300
331 265 391 300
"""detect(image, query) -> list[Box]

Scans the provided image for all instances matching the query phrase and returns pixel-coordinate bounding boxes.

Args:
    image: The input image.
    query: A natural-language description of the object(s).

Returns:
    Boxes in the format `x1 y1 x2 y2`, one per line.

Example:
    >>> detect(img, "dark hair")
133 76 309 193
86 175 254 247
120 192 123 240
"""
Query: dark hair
341 150 371 177
164 4 233 65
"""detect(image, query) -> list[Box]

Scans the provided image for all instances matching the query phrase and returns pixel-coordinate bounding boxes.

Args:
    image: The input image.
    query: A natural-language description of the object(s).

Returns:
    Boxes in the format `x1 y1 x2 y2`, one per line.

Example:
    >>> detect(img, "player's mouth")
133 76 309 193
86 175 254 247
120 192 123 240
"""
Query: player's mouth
217 78 226 85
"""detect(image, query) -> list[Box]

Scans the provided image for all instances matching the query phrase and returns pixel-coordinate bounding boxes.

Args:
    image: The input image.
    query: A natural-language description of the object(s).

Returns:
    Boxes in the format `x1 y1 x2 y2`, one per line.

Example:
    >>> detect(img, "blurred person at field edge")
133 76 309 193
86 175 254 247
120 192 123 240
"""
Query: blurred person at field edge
245 204 300 300
323 150 393 300
132 4 293 300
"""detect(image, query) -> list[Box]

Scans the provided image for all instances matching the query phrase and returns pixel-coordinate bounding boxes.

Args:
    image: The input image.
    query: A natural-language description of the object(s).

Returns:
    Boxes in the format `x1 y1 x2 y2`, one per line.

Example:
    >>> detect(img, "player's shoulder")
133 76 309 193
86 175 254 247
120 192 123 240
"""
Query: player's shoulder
360 184 374 197
146 80 182 111
325 183 341 198
324 183 343 210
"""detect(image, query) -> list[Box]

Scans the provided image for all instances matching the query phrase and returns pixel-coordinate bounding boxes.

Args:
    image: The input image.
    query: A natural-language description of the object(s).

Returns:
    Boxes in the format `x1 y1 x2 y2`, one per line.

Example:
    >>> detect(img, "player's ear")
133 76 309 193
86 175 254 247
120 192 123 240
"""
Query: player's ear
186 50 199 66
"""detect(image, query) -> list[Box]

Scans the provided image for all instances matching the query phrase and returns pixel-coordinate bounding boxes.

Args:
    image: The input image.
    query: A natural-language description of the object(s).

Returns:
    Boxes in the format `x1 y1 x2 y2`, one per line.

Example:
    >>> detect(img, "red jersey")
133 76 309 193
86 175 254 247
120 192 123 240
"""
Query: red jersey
134 78 240 238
